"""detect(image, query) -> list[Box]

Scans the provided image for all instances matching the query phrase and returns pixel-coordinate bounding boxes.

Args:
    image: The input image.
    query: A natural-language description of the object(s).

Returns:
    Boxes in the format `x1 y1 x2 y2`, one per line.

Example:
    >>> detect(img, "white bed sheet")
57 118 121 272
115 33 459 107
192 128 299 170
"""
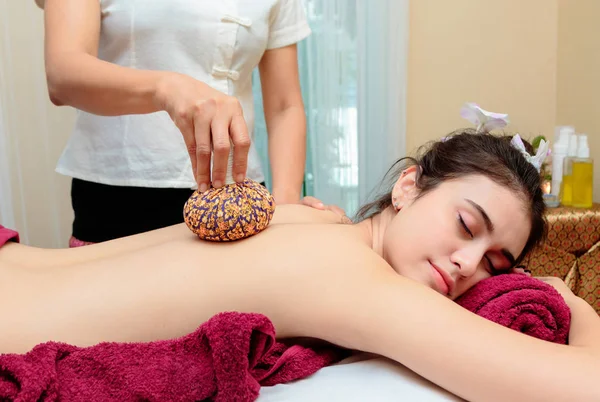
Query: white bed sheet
258 353 464 401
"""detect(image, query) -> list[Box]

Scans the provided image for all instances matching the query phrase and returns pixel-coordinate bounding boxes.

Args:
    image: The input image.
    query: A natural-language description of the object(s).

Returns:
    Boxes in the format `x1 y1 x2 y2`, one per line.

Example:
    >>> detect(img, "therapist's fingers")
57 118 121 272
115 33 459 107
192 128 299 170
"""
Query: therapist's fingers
210 111 231 189
326 204 348 219
193 99 216 192
174 114 198 187
229 113 250 183
300 196 326 210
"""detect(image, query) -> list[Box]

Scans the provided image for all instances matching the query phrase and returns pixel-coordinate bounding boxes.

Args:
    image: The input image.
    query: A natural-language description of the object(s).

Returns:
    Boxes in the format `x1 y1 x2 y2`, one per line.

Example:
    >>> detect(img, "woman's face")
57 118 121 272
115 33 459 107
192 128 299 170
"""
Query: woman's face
383 171 531 300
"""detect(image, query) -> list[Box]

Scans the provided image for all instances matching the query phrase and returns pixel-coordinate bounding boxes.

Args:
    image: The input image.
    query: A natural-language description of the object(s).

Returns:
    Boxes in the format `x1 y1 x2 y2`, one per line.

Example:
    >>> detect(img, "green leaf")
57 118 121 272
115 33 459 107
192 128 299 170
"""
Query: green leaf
532 135 547 151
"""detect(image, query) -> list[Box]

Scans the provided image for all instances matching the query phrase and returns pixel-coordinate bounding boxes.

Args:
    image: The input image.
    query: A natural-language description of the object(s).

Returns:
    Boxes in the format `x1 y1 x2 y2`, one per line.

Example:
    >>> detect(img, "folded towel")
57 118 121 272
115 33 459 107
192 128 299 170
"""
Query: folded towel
455 274 571 344
0 312 344 402
0 225 19 246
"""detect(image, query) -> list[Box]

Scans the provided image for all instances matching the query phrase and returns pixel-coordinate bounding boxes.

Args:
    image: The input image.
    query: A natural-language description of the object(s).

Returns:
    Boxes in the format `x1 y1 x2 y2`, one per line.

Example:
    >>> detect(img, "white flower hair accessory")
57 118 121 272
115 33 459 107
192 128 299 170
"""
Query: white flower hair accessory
458 102 548 172
460 102 509 133
510 134 549 172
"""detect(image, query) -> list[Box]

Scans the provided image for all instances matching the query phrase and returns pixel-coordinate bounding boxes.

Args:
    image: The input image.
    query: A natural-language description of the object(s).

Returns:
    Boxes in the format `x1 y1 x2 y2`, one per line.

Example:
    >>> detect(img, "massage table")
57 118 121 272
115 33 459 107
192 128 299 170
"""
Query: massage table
259 353 463 401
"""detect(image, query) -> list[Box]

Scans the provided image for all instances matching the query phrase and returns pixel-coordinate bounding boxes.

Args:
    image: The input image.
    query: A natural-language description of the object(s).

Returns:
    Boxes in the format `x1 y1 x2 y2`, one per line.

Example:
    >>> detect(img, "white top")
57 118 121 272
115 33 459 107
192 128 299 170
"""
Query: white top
35 0 311 188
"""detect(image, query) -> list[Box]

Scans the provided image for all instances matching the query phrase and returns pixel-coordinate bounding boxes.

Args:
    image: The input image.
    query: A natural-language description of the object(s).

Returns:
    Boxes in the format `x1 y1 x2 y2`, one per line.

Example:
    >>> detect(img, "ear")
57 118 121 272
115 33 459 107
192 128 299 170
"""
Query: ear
391 165 419 210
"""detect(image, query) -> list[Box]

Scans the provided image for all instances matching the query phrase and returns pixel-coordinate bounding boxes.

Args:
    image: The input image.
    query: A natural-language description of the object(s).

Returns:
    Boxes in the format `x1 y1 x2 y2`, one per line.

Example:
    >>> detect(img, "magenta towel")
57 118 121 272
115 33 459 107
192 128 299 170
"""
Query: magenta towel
456 274 571 344
0 225 19 247
0 312 344 402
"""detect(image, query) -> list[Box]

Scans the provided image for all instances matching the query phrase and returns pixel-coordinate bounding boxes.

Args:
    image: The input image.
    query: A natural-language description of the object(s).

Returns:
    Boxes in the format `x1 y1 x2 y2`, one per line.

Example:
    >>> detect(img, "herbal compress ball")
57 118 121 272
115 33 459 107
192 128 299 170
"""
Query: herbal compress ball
183 179 275 241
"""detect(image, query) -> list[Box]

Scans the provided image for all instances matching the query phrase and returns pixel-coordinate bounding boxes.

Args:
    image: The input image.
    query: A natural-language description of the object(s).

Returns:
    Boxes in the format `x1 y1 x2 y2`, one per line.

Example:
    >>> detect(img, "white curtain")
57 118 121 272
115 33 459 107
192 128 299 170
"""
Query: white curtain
253 0 408 216
0 0 75 247
356 0 408 209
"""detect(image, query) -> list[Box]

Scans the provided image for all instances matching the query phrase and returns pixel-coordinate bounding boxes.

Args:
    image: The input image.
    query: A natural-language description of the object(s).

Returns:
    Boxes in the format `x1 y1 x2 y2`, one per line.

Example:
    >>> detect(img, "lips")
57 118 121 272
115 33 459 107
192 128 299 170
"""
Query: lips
429 261 455 296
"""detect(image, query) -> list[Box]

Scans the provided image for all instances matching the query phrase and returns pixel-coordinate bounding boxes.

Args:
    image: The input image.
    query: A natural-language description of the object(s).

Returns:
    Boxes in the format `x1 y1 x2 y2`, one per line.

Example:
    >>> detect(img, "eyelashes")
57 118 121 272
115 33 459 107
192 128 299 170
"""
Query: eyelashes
458 214 473 238
457 213 498 273
484 255 498 273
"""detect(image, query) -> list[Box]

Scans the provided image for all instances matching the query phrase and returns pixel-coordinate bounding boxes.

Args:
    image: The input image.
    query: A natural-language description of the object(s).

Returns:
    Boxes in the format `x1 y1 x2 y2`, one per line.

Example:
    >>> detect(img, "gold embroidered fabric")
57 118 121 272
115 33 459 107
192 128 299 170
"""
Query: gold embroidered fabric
523 203 600 314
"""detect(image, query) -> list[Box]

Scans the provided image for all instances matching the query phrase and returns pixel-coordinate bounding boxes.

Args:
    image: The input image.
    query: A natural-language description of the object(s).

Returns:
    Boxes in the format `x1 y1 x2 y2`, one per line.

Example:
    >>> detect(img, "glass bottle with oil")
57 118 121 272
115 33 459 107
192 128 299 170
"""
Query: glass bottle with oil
572 134 594 208
561 133 579 206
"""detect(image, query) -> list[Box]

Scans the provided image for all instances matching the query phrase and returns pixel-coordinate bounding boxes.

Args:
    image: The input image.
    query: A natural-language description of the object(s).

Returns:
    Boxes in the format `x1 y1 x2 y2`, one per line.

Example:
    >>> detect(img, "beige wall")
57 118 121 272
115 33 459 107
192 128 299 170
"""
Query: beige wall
407 0 559 151
407 0 600 202
556 0 600 202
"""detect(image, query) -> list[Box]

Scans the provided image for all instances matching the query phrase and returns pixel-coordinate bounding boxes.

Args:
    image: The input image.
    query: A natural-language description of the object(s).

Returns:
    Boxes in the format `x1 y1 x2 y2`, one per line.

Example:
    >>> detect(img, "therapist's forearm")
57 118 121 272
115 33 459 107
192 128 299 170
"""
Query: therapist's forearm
267 105 307 204
46 52 166 116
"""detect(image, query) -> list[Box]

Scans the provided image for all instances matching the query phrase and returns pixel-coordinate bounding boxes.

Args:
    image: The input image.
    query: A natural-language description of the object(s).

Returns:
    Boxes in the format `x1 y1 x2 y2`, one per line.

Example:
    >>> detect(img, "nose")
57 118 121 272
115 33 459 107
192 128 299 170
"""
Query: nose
450 245 483 278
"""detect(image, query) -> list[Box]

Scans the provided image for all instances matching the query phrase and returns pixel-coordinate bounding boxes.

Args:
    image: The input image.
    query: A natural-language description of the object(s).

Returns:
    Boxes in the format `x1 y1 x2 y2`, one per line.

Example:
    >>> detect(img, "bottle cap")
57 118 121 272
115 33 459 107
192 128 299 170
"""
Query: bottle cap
576 134 590 158
553 126 572 154
567 133 578 157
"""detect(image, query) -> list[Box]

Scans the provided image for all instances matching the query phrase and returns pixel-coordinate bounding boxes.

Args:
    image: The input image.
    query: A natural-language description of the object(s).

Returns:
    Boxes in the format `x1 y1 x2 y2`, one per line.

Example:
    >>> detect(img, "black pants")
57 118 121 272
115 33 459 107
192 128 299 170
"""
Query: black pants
71 178 267 243
71 178 196 243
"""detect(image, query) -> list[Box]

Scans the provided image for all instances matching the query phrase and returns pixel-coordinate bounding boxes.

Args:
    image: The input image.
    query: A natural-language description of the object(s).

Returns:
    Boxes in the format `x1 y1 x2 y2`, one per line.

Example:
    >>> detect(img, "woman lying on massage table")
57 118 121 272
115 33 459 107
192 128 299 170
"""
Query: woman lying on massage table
0 130 599 402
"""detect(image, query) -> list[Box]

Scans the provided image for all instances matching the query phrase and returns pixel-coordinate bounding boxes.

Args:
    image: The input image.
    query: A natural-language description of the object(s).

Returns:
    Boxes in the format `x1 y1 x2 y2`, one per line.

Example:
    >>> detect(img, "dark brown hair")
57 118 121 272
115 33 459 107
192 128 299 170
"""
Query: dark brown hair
355 129 547 263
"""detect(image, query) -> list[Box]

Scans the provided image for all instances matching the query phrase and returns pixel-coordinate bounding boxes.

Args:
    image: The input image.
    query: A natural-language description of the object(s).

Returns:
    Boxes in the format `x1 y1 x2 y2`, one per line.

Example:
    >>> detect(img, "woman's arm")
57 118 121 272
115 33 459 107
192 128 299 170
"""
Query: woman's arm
258 44 307 204
330 272 600 402
42 0 250 189
568 297 600 350
538 276 600 351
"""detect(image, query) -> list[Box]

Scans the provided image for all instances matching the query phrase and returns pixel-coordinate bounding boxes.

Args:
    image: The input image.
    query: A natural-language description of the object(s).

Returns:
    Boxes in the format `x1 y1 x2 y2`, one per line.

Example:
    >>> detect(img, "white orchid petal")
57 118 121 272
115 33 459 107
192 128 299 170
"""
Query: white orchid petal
530 139 549 171
510 134 527 151
483 111 509 120
482 118 509 132
460 103 484 126
461 102 509 131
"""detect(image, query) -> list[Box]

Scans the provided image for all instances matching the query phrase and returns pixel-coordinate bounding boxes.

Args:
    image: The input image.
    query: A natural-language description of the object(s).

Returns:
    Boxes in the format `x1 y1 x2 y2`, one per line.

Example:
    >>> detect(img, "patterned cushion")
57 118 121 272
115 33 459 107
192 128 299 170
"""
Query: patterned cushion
525 204 600 315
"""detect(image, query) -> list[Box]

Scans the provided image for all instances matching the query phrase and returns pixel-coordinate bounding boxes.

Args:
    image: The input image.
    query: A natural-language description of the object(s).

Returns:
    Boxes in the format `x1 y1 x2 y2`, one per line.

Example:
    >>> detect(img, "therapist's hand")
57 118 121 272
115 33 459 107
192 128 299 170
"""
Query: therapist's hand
300 196 352 224
153 72 251 192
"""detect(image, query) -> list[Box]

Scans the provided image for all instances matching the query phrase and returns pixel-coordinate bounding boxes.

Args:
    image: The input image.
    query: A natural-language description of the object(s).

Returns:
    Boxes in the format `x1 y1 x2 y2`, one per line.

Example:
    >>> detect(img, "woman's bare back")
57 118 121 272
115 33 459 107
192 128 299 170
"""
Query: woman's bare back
0 206 391 353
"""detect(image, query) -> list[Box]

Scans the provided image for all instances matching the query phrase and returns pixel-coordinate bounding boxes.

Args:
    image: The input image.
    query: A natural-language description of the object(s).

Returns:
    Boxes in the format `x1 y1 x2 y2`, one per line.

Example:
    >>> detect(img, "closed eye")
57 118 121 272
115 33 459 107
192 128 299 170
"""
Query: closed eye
459 214 502 274
458 214 473 238
484 255 498 273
